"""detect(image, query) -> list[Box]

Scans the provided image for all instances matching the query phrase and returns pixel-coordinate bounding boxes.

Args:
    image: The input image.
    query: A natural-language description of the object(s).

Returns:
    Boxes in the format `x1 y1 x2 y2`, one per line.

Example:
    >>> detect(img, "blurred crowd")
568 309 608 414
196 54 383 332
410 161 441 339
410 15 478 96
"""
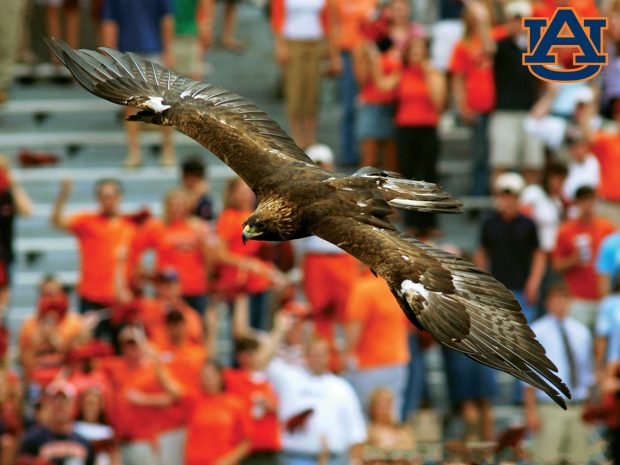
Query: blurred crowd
2 0 620 464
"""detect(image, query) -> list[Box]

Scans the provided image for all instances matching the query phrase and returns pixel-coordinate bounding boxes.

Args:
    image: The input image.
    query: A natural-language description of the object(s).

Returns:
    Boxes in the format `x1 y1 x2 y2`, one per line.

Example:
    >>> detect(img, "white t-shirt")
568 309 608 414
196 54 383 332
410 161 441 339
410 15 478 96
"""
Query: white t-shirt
520 184 562 252
563 154 601 200
283 0 326 40
268 360 367 454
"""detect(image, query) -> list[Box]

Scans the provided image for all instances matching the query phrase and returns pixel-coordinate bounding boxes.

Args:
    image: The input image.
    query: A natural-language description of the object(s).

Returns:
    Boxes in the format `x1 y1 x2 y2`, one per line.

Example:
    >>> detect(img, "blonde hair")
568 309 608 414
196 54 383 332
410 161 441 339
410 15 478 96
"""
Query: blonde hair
163 188 192 224
223 177 246 210
367 386 397 424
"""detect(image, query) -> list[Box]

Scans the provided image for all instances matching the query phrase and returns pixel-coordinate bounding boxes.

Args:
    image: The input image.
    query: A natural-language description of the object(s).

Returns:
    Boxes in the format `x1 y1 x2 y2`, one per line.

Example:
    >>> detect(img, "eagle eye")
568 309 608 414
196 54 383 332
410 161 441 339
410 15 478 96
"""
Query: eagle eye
254 220 266 230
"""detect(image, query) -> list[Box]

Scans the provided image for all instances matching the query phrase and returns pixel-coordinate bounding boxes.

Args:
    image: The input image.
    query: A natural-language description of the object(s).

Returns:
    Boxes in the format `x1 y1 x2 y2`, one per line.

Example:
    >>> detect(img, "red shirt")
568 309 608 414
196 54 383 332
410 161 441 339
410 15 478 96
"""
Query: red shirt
449 36 495 114
591 132 620 202
129 218 210 295
395 66 439 127
553 217 615 299
68 213 135 303
223 369 281 452
360 50 402 104
186 392 253 465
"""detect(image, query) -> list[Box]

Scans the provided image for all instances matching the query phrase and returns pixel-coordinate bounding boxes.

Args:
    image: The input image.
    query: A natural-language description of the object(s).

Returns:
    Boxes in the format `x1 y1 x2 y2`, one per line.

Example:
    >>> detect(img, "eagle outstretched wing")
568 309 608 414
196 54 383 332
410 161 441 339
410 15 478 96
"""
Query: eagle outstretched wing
312 215 571 409
45 38 315 189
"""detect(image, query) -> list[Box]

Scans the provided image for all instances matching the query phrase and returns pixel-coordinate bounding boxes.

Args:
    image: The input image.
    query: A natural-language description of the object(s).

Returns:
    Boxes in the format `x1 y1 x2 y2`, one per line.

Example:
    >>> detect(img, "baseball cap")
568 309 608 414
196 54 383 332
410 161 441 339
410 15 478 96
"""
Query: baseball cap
494 172 525 195
505 1 532 19
45 380 77 399
306 143 334 166
153 267 179 283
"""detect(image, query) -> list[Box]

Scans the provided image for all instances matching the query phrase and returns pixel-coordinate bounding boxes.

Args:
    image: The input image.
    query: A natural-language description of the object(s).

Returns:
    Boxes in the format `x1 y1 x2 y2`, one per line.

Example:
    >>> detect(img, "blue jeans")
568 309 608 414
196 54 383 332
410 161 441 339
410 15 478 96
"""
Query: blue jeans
470 113 491 197
249 291 270 331
401 333 428 420
338 50 359 166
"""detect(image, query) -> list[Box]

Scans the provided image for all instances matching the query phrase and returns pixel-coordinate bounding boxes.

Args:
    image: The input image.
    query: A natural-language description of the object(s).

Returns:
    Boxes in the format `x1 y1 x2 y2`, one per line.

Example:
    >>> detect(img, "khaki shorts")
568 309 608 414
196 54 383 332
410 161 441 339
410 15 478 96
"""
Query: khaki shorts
489 110 545 170
173 35 201 78
283 39 324 119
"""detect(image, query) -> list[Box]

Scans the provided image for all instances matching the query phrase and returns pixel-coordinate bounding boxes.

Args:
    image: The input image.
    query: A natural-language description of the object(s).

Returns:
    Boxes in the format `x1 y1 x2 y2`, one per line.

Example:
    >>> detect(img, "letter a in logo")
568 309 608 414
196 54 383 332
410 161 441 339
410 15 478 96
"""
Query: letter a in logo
523 7 607 82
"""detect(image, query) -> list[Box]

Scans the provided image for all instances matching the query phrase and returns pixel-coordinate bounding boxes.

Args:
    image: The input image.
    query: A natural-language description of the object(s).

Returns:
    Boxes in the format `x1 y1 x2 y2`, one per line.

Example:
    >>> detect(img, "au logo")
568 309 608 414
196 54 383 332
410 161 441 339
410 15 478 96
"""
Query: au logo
522 7 607 83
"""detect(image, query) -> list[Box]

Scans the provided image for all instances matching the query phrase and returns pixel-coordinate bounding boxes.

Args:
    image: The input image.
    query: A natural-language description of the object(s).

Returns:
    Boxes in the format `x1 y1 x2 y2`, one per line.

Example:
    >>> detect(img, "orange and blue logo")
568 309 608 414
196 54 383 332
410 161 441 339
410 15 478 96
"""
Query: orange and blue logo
522 7 607 82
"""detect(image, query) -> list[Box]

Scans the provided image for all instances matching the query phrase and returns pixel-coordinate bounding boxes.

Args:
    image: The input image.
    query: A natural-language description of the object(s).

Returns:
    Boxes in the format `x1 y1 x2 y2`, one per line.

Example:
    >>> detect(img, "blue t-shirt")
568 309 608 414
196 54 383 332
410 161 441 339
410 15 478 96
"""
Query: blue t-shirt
19 426 95 465
101 0 173 53
596 231 620 283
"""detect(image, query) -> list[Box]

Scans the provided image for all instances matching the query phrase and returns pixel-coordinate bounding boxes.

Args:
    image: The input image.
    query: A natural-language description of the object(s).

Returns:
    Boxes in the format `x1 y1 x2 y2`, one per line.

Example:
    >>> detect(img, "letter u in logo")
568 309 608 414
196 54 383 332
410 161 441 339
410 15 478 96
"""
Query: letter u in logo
522 7 607 83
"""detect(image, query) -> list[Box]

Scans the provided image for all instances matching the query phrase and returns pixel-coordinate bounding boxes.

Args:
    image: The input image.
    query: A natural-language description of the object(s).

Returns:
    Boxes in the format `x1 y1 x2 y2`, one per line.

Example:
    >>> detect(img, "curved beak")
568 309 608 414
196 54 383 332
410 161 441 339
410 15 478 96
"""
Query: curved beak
242 224 257 245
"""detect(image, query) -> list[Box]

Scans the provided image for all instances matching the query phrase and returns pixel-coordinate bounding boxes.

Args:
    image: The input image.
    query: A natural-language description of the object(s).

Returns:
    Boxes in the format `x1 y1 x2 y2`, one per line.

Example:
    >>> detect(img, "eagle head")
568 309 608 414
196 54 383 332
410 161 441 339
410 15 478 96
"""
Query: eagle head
242 197 302 244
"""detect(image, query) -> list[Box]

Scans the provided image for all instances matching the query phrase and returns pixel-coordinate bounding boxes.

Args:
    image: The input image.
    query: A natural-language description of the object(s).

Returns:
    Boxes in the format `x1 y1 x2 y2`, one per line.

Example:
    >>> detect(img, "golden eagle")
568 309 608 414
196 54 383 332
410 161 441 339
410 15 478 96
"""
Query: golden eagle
47 38 570 408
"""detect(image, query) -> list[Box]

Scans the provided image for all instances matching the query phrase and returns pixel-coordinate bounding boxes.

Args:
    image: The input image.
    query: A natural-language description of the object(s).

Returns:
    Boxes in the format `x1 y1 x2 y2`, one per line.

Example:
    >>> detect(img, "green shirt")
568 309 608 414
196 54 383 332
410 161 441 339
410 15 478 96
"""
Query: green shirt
174 0 199 35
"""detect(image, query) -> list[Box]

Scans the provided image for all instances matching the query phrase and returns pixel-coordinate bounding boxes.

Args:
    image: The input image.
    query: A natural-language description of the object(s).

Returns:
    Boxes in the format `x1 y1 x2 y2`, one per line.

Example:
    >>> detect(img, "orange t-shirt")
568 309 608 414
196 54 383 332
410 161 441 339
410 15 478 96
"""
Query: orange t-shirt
139 297 204 347
360 50 402 104
102 357 175 441
345 275 410 369
155 343 206 431
216 208 271 296
68 213 135 303
591 132 620 202
186 392 253 465
223 369 281 452
449 36 495 114
395 66 439 127
156 342 207 393
552 217 615 300
336 0 378 50
129 218 209 295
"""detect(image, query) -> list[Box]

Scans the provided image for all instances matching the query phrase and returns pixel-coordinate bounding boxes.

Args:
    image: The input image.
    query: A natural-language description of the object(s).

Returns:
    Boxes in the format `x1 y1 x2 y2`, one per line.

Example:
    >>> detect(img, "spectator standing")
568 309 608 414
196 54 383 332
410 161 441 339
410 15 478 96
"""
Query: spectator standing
595 274 620 376
449 1 496 197
274 338 367 465
102 326 182 465
552 186 615 330
129 188 212 315
224 337 281 465
579 97 620 226
474 172 546 323
138 269 205 347
172 0 213 80
430 0 464 71
271 0 341 149
334 0 377 166
186 359 252 465
489 1 555 183
343 269 409 419
523 283 595 464
215 178 280 331
0 156 32 315
562 134 600 204
300 145 357 367
19 380 96 465
0 0 27 103
601 0 620 116
394 30 446 238
51 179 136 315
101 0 176 168
19 277 84 389
353 11 402 171
520 162 567 254
180 155 215 222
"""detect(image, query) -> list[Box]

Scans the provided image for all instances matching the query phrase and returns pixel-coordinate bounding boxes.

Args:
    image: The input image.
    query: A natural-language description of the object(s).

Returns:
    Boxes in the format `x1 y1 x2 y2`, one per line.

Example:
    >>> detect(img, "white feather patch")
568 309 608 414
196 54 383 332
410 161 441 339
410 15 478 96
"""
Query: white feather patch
144 96 171 112
401 279 430 300
388 198 435 209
